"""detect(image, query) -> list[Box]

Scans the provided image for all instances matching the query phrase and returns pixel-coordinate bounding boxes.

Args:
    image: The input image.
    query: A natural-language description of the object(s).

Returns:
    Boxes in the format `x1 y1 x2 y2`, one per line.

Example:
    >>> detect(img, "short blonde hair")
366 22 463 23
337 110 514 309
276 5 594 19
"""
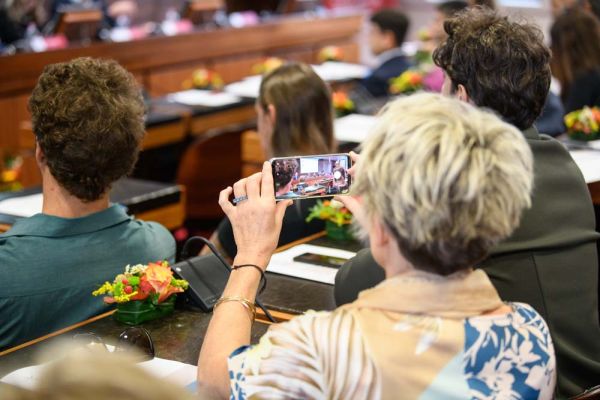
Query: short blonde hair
1 349 197 400
354 93 533 275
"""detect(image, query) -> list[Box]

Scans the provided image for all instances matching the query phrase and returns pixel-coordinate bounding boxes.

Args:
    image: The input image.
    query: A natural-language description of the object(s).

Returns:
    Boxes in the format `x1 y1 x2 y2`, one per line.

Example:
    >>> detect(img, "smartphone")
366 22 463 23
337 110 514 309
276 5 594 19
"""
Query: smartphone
270 153 352 200
293 252 350 269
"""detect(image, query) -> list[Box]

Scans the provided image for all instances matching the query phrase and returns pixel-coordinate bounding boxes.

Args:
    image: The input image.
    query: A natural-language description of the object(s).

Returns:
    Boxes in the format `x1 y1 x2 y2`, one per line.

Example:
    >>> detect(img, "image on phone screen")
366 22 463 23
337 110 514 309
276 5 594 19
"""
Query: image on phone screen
271 154 352 200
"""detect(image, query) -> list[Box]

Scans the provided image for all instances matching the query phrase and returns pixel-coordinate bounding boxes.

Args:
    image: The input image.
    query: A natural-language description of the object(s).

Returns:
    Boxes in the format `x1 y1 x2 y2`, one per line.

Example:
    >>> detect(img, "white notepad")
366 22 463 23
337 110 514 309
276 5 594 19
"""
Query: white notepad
569 149 600 184
168 90 241 107
0 193 43 217
267 244 357 285
334 114 378 144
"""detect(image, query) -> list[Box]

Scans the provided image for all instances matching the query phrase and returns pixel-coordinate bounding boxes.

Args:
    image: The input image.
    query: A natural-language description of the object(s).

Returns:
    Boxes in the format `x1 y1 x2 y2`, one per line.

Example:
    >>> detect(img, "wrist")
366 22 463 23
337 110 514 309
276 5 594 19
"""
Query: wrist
233 253 271 270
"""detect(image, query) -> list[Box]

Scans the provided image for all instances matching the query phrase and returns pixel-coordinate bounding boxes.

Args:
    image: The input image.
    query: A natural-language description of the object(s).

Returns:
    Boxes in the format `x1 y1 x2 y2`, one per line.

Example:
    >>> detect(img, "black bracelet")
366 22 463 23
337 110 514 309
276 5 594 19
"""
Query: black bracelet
232 264 267 294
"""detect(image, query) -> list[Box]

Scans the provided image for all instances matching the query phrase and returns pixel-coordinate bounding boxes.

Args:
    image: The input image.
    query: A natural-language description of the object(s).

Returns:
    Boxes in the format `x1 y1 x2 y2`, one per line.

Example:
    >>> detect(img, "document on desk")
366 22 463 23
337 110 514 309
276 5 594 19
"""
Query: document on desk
168 90 241 107
334 114 378 144
267 244 357 285
1 356 197 391
569 149 600 184
224 76 262 99
312 62 369 81
0 193 43 217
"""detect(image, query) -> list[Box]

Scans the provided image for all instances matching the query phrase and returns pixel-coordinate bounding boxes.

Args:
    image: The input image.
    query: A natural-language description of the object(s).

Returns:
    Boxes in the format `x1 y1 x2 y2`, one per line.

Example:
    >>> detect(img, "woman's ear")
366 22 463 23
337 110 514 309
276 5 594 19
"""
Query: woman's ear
456 84 470 103
267 104 276 123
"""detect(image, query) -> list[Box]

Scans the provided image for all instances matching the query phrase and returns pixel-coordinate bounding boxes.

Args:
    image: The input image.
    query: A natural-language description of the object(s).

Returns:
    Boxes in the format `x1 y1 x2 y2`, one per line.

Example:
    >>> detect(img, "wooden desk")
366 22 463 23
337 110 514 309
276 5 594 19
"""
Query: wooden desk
0 308 270 378
256 231 363 322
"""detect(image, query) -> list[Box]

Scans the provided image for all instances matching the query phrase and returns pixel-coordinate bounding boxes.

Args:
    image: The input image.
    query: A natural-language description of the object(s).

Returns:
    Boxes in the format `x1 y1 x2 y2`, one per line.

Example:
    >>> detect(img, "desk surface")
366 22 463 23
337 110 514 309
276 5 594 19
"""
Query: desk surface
260 233 362 317
0 308 269 379
0 178 185 231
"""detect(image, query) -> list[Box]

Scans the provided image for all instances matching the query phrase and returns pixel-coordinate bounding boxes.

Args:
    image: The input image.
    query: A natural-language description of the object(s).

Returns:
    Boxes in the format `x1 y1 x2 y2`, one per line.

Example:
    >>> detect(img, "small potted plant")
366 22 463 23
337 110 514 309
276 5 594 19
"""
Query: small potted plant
93 261 189 325
332 91 355 117
565 106 600 141
318 46 344 63
389 69 424 95
252 57 284 75
0 153 23 192
182 68 224 91
306 200 353 241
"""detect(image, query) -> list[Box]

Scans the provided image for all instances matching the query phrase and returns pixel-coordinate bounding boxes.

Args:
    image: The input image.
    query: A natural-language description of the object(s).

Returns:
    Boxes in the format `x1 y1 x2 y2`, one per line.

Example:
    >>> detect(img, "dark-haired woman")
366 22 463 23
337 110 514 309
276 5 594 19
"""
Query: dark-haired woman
203 63 336 260
551 8 600 113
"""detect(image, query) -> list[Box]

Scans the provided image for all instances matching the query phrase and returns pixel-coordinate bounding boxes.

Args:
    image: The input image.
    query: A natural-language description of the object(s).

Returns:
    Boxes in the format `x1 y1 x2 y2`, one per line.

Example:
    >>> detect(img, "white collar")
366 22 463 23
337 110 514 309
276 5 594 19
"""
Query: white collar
374 47 405 68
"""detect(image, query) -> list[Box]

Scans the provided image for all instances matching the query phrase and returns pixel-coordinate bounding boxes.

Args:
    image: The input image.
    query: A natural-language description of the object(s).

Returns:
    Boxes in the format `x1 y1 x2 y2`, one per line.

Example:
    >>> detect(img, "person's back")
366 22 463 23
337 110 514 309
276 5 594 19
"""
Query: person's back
0 57 175 350
0 208 174 349
335 9 600 397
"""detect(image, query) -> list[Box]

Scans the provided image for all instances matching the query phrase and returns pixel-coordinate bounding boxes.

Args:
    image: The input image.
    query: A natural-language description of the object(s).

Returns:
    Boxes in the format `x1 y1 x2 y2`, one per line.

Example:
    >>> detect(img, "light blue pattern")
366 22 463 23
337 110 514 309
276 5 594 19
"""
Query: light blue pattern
463 302 555 400
420 353 471 400
228 345 250 400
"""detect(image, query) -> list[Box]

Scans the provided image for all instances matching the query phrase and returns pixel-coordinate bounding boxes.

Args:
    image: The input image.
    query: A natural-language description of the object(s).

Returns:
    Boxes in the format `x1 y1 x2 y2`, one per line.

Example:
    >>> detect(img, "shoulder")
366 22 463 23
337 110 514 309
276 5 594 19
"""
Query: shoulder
123 219 176 261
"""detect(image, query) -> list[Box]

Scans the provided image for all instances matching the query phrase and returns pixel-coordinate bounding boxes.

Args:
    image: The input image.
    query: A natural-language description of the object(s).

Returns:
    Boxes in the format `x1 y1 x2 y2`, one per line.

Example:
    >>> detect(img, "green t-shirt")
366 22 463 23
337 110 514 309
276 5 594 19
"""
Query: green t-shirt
0 205 175 350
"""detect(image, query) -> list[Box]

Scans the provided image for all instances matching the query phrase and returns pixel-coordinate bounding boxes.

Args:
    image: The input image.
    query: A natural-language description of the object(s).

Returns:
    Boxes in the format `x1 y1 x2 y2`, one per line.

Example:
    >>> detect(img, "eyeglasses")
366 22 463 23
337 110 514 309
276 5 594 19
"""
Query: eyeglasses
73 327 155 362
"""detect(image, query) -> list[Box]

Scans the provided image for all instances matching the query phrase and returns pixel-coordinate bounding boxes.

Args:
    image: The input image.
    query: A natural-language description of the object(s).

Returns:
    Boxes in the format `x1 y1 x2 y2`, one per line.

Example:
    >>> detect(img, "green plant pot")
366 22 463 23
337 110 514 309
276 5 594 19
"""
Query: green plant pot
325 220 354 241
114 296 176 326
568 130 600 141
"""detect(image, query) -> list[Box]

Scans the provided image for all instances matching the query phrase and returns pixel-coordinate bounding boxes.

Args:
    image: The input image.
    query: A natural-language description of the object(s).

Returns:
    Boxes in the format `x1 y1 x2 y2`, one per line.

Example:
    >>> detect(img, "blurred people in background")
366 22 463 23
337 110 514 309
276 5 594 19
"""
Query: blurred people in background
422 1 467 52
47 0 137 30
551 7 600 113
0 0 47 45
360 9 411 97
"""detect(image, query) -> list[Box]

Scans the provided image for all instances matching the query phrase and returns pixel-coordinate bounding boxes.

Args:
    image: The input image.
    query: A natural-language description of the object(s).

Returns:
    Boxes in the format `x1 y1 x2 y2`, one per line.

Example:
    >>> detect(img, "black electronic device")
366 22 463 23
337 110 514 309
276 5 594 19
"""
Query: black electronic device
171 254 229 312
293 252 350 269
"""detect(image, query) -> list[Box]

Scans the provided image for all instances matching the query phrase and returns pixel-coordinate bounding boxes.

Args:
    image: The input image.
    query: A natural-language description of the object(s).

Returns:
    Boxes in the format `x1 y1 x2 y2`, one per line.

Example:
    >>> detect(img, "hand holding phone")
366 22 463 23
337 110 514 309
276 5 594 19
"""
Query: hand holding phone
270 153 352 201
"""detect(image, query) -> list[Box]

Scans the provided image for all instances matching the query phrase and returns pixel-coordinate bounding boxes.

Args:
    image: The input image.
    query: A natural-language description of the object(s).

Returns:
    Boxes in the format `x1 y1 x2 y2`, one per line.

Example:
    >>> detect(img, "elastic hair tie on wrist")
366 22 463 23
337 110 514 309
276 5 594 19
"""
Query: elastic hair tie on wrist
232 264 267 294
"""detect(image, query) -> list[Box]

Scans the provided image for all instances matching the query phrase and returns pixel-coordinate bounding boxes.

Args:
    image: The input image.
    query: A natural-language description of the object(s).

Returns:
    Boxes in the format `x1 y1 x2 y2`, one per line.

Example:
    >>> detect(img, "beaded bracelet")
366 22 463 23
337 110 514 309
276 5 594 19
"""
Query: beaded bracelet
232 264 267 294
214 296 256 322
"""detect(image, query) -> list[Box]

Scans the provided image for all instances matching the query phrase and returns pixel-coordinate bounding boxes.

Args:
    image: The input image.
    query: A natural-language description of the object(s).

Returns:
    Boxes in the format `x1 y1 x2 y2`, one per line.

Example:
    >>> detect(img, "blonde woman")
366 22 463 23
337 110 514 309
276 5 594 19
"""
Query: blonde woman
198 93 556 399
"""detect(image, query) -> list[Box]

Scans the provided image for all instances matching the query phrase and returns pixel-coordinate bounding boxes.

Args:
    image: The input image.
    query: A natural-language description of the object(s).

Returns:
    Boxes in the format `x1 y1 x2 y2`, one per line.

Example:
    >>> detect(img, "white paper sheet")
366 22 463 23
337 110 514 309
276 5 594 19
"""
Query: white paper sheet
334 114 378 144
168 90 241 107
1 356 197 391
224 76 262 99
312 62 369 82
569 149 600 183
0 193 43 217
267 244 357 285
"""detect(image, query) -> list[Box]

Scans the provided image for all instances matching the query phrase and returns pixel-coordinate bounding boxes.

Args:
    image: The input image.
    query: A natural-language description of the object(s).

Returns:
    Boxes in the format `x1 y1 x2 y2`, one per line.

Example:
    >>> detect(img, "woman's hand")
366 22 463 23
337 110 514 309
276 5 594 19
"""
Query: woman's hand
347 151 360 178
219 161 292 269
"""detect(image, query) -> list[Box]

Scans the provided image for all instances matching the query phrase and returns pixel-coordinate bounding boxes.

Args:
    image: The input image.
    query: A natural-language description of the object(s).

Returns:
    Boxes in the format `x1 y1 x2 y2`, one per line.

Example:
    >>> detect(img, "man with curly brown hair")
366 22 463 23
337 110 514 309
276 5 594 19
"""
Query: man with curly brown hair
335 8 600 398
0 58 175 351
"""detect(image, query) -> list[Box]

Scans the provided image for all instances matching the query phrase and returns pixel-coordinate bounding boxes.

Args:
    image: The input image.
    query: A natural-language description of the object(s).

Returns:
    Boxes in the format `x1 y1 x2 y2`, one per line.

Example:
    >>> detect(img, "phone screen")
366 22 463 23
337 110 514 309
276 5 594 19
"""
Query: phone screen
293 252 350 269
271 154 352 200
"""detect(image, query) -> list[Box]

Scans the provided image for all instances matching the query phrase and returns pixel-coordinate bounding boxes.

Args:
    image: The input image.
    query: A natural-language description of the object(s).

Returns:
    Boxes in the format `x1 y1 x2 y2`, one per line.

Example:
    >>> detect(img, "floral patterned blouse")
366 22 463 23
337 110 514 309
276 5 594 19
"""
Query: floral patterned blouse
228 270 556 399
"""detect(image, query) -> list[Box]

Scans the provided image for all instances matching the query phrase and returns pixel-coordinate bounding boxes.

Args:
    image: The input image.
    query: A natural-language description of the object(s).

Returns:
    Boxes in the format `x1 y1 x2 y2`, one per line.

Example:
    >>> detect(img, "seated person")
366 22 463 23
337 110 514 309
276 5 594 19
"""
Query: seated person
421 1 468 53
551 8 600 113
0 0 47 45
198 93 556 399
335 9 600 398
0 58 175 351
203 63 336 261
359 9 411 98
274 159 299 198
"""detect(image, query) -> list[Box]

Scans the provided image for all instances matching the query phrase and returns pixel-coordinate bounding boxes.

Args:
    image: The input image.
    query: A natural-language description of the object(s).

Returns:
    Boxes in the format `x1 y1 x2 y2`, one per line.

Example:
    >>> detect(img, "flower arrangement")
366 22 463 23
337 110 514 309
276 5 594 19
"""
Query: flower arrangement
564 106 600 141
306 200 353 241
252 57 284 75
306 200 352 227
389 69 424 95
0 154 23 192
182 68 224 91
318 46 344 63
332 91 355 117
93 261 188 305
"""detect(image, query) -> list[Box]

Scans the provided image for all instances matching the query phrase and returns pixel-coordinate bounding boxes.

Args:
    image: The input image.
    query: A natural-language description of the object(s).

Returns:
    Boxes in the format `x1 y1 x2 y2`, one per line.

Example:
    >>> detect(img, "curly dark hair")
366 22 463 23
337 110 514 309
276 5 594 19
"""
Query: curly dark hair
273 159 298 192
29 57 145 202
433 8 551 130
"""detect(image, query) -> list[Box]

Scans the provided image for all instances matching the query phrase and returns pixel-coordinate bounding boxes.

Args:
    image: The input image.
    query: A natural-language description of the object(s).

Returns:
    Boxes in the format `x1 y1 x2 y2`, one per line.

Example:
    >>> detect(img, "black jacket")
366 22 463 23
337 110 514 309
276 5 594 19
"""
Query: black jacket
359 54 411 98
334 127 600 399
